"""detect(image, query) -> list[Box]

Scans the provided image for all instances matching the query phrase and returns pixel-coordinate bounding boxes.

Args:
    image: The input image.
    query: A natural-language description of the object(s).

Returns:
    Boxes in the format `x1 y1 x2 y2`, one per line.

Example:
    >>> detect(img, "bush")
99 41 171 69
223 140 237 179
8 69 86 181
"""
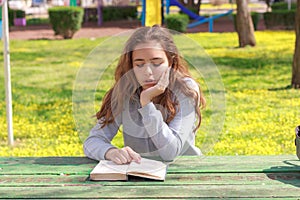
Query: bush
26 18 50 26
48 6 84 39
103 6 137 21
8 9 14 26
165 14 189 33
264 9 295 30
15 10 26 18
6 9 26 26
84 6 137 22
271 2 297 10
251 12 260 30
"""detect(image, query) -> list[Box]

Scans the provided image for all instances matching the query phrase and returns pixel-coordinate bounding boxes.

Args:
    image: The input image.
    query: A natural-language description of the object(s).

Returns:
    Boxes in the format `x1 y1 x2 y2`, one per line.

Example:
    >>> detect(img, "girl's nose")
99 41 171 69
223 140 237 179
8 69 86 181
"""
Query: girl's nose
144 63 153 75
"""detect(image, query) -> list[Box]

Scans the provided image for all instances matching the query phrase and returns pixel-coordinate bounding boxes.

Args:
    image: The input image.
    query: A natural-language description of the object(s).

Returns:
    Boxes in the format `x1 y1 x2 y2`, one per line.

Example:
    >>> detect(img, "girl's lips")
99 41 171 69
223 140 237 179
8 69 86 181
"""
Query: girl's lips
143 80 157 87
145 79 156 82
144 80 156 84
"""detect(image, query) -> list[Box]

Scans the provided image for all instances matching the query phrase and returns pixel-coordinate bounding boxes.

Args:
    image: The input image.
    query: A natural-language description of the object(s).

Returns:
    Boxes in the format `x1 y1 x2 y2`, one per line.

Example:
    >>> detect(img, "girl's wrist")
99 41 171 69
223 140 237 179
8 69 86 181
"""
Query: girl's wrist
104 147 117 160
140 93 151 107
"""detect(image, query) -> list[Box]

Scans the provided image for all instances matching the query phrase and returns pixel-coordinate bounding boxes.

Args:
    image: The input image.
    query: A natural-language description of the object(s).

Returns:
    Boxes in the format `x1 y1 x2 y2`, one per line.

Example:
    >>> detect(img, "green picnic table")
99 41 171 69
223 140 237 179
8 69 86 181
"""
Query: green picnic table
0 155 299 199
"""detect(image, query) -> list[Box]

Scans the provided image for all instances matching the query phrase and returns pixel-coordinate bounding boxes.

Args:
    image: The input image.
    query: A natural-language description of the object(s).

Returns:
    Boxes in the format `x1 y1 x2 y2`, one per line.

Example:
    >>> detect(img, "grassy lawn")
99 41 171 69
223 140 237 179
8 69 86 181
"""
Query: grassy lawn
0 31 299 156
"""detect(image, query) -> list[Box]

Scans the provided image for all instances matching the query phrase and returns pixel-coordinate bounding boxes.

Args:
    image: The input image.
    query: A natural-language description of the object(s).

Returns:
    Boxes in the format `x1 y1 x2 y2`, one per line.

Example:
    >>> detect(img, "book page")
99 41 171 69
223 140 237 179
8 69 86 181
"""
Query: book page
90 160 129 180
127 158 167 180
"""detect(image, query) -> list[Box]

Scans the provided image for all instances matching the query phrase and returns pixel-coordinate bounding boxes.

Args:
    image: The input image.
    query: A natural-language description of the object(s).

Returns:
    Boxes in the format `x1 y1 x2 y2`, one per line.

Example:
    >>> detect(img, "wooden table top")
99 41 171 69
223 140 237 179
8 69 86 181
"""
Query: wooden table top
0 155 299 199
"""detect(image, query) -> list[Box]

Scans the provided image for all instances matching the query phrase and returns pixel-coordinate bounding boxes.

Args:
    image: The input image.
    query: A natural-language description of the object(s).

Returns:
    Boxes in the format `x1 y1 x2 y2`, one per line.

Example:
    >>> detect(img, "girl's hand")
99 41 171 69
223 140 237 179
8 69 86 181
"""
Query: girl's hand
105 146 141 165
140 67 170 107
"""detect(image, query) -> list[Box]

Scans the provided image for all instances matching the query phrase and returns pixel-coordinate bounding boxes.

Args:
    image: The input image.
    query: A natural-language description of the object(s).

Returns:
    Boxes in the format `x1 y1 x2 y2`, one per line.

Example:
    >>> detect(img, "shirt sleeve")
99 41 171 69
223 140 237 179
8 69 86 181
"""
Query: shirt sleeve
83 116 121 161
138 78 200 161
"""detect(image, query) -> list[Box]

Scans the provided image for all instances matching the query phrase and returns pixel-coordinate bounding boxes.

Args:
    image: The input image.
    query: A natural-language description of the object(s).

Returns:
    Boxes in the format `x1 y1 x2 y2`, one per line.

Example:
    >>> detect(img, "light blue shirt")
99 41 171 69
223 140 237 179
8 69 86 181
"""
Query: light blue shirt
83 78 201 161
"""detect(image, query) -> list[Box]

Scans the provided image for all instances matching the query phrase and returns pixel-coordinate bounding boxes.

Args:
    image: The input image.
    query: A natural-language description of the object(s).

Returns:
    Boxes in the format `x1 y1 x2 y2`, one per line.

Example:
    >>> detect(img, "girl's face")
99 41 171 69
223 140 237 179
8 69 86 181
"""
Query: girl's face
132 41 169 90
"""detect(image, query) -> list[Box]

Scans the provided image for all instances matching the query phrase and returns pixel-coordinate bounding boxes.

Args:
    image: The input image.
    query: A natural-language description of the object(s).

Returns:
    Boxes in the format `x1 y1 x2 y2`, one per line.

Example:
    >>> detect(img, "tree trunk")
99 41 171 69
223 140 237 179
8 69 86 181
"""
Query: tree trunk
265 0 271 11
236 0 256 47
292 0 300 88
178 0 201 14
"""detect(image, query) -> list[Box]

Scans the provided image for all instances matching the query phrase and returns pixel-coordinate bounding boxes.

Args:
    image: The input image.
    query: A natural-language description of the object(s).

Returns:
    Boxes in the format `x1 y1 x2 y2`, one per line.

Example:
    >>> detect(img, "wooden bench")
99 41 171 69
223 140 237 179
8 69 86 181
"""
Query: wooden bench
0 155 299 199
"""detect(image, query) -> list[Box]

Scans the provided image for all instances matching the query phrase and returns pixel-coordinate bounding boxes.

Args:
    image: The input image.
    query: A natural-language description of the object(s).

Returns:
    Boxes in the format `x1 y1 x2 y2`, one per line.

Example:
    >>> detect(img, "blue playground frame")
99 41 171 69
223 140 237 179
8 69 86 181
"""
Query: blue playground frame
142 0 233 32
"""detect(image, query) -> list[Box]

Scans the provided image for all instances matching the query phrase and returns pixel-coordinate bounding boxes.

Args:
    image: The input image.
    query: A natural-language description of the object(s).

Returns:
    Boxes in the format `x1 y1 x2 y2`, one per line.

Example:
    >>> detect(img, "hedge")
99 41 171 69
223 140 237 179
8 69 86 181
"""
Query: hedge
264 9 295 30
165 14 189 33
271 2 297 10
84 6 137 22
48 6 84 39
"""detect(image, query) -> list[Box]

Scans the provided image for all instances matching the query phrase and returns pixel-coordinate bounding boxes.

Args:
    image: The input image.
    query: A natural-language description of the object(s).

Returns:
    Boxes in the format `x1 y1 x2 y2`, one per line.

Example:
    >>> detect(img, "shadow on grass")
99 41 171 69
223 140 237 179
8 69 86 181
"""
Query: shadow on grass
212 56 291 70
268 85 292 91
28 38 61 41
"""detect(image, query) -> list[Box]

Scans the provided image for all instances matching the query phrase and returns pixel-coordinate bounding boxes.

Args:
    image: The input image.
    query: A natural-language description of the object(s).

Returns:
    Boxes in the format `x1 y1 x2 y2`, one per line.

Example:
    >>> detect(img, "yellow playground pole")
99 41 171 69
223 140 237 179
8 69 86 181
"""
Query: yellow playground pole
145 0 162 26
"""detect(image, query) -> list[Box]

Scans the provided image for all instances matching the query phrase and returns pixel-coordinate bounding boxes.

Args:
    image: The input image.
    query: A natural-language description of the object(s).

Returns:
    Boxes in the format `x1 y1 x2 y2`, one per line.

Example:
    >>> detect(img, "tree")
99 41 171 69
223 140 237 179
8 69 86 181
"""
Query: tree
265 0 271 11
178 0 201 14
211 0 226 7
236 0 256 47
292 0 300 88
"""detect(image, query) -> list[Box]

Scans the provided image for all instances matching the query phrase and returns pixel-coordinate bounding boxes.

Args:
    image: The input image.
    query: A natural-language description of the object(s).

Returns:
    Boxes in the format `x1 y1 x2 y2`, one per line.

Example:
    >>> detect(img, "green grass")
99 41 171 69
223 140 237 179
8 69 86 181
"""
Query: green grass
0 31 299 156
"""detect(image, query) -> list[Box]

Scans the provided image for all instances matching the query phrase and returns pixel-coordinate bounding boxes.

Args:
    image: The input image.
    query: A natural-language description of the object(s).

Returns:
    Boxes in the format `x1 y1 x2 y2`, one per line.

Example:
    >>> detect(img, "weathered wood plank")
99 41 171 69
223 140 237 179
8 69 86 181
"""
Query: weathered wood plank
168 155 300 173
0 157 96 175
0 184 299 199
0 157 95 165
0 173 299 187
0 156 299 199
0 156 299 175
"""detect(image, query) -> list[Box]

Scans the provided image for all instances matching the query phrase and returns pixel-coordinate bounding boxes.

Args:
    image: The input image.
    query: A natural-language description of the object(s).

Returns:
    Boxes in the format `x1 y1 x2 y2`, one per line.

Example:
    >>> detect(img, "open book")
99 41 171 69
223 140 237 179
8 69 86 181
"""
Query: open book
89 157 168 181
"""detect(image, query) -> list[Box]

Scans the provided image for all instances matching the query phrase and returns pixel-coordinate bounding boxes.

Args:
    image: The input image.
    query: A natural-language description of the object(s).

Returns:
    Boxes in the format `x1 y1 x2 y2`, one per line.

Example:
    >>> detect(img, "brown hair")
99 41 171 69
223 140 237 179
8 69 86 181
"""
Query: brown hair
96 26 206 131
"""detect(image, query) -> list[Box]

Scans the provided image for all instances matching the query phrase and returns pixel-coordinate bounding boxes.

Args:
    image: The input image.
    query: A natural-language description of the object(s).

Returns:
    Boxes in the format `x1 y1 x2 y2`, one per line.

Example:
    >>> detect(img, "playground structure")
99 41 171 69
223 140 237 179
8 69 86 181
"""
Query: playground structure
1 0 235 34
141 0 234 32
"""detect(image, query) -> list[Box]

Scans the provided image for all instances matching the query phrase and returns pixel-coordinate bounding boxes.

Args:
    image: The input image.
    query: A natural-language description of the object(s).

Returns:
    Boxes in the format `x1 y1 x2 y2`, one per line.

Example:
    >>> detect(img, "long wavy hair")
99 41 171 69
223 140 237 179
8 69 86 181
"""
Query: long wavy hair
96 26 206 132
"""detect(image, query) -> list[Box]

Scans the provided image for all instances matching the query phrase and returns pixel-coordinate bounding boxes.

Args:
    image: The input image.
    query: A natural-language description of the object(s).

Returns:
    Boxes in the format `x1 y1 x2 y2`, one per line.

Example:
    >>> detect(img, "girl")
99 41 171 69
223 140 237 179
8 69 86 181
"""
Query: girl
83 26 205 164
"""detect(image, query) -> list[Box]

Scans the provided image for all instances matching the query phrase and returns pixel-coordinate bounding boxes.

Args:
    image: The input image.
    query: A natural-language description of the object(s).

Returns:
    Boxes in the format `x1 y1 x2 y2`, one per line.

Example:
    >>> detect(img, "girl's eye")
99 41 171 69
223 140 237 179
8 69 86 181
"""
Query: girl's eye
136 63 144 68
152 63 162 67
134 62 162 68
